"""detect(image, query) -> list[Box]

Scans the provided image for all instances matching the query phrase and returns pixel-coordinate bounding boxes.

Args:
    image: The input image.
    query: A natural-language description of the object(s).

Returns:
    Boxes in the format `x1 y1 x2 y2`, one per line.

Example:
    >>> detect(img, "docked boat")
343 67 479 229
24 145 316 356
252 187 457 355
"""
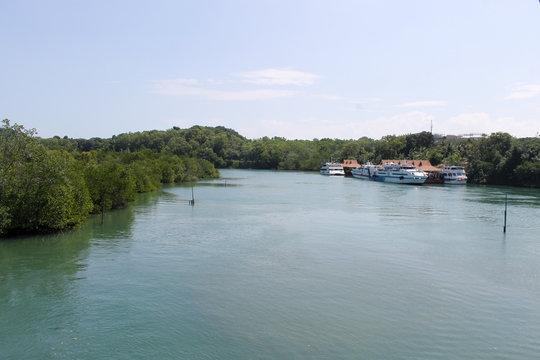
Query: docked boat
320 162 345 176
372 162 427 184
351 162 377 180
441 165 467 184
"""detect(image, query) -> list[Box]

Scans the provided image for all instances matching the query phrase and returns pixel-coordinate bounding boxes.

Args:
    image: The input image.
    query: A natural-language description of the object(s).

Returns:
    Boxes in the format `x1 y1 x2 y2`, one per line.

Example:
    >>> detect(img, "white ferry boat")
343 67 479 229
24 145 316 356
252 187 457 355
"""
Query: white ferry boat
441 165 467 185
372 162 427 184
320 162 345 176
351 162 377 180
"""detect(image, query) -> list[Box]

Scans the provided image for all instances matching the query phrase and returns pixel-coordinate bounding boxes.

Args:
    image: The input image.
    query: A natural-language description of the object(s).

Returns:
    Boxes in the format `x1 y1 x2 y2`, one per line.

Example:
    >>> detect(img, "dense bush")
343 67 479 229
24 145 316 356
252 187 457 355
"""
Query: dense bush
1 122 92 234
0 120 220 236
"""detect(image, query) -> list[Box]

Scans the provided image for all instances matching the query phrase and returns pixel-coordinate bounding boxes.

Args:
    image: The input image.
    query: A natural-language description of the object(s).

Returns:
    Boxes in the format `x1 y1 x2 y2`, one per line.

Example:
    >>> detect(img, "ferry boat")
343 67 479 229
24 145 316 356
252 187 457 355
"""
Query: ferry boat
351 162 377 180
441 165 467 185
320 162 345 176
372 162 427 184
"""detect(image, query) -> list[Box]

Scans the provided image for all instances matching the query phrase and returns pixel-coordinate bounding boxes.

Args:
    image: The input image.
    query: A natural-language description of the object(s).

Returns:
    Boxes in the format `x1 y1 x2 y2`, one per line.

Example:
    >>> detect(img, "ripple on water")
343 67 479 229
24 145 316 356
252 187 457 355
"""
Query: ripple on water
2 170 540 359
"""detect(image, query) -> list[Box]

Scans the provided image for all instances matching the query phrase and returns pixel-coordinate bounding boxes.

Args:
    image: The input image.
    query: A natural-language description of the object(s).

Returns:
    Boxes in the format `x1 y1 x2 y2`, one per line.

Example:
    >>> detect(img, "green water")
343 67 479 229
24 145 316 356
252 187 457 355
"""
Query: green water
1 169 540 359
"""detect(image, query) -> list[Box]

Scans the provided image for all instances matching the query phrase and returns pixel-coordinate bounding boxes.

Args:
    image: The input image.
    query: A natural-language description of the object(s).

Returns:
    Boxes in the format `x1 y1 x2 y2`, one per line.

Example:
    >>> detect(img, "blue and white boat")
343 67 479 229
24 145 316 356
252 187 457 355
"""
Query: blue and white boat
351 162 377 180
372 162 427 184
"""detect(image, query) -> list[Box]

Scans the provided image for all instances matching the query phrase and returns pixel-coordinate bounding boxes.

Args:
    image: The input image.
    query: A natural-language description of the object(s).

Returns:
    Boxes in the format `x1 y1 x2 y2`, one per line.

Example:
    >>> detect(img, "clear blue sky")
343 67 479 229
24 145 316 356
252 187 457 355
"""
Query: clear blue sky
2 0 539 139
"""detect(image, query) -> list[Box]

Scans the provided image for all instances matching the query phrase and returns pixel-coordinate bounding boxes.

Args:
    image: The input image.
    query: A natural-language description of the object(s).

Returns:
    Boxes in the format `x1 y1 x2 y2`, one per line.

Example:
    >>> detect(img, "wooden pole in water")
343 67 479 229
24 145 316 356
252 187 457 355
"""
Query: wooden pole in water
190 186 195 206
503 193 508 233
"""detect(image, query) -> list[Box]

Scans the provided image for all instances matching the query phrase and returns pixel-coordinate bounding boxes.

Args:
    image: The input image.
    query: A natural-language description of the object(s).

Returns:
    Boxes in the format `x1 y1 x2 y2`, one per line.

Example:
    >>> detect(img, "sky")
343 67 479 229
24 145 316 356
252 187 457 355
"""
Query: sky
1 0 540 140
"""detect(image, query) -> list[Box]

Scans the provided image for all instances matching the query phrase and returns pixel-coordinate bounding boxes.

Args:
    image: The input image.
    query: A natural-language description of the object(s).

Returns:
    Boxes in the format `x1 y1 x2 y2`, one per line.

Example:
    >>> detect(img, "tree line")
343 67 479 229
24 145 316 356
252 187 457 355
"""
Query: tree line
2 120 540 235
39 123 540 187
0 120 219 236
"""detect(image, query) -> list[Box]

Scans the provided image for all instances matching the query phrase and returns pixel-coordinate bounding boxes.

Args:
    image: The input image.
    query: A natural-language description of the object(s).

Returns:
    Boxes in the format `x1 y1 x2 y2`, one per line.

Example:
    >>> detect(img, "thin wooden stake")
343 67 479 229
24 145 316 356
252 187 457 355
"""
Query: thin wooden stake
503 193 508 233
190 186 195 206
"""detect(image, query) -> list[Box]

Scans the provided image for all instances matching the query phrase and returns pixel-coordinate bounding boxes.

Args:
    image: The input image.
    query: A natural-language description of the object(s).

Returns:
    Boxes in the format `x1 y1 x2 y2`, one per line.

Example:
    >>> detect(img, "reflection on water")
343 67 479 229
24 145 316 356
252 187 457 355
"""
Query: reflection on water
465 185 540 206
1 169 540 360
0 190 160 359
189 182 241 187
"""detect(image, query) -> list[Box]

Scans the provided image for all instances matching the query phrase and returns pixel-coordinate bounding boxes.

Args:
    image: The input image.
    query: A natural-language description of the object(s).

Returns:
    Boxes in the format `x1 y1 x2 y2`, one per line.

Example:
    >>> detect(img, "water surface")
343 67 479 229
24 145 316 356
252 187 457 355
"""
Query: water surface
1 169 540 359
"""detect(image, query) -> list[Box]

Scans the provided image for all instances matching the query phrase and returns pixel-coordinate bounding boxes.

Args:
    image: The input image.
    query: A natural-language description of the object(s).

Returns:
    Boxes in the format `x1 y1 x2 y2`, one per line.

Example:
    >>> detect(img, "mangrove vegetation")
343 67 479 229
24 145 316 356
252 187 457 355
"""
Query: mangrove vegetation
39 123 540 187
2 119 540 235
0 120 219 236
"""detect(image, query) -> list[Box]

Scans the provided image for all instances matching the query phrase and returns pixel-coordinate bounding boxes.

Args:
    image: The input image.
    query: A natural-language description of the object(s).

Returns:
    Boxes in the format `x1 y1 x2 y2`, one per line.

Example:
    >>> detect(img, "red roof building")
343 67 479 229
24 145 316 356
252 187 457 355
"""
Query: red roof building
342 159 361 168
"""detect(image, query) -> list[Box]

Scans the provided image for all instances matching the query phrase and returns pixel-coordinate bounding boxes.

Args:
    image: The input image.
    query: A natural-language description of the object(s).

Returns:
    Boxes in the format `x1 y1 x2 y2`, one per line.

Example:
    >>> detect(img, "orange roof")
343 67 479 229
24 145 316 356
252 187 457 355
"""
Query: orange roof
342 159 361 168
381 159 440 172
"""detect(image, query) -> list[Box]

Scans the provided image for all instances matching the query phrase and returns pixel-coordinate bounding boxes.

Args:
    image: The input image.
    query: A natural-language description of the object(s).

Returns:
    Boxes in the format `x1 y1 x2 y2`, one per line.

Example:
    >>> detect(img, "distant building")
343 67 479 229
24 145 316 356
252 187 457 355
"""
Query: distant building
341 159 361 176
433 134 446 142
460 133 484 140
341 159 361 169
434 133 484 142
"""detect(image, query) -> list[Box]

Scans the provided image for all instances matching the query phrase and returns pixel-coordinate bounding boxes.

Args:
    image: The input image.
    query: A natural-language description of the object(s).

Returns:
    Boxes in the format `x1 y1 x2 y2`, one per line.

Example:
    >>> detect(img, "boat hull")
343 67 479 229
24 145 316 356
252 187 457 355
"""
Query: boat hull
321 172 345 176
351 166 376 180
352 174 371 180
351 170 372 180
373 175 426 184
444 178 467 185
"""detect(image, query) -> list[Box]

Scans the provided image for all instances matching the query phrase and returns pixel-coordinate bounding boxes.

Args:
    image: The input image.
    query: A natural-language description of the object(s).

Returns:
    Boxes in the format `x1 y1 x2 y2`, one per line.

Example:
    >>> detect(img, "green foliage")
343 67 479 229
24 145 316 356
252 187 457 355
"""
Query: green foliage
405 132 434 157
33 124 540 189
428 150 443 166
4 118 540 237
80 150 219 214
1 120 220 236
36 150 93 229
0 120 93 235
71 126 539 188
461 133 531 185
85 161 137 212
514 161 540 187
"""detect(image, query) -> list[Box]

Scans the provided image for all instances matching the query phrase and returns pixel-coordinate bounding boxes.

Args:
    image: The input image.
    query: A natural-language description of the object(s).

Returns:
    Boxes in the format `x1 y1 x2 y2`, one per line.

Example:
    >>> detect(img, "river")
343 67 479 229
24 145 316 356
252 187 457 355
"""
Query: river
1 169 540 359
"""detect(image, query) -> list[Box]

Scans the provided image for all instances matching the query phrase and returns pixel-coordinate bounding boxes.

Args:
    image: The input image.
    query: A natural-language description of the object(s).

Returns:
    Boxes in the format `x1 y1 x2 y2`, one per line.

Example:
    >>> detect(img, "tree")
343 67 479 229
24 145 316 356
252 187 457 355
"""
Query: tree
341 142 361 160
514 161 540 187
85 161 137 213
405 132 434 156
0 119 41 234
1 120 93 234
